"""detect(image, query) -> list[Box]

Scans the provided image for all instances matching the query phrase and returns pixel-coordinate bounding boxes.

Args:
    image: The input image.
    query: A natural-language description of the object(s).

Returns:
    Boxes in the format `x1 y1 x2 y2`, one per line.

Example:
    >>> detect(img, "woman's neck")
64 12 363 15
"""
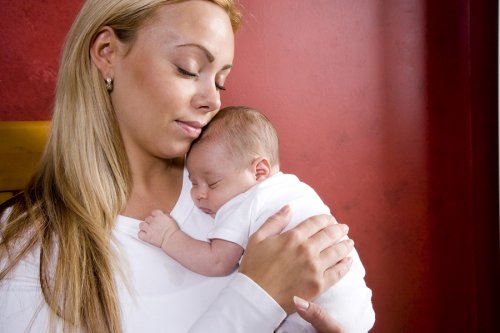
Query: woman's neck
122 156 184 221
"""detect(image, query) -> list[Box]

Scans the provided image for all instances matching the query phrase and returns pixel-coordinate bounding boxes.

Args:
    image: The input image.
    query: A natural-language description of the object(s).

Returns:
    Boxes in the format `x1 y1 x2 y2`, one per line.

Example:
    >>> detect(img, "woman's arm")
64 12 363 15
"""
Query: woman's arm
189 206 354 332
0 244 54 332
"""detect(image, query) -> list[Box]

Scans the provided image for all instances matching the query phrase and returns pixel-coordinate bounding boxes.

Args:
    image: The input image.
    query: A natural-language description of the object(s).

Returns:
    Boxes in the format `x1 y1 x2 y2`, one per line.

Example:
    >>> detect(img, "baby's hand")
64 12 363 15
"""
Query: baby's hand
138 209 179 250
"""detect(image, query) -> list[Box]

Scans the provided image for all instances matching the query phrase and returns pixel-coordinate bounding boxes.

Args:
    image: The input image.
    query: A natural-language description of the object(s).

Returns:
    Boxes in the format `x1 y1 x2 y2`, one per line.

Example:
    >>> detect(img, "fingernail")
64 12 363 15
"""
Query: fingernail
293 296 310 310
341 224 349 233
279 205 290 214
348 239 355 246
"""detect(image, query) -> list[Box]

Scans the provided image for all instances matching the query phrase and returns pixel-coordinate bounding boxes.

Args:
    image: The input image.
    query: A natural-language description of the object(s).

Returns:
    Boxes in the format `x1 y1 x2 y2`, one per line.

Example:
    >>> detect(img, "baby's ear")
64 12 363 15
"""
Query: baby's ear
252 157 271 181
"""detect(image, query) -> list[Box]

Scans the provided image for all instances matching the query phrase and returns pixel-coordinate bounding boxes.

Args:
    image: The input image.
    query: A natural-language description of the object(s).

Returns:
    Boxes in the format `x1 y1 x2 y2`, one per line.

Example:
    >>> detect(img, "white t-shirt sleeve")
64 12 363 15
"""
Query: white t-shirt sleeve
0 208 50 332
189 273 286 332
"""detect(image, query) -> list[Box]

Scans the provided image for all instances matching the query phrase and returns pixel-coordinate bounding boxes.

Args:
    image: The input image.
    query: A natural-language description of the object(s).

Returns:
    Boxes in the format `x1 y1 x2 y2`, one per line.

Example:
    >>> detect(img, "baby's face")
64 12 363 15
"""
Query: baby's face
186 142 258 218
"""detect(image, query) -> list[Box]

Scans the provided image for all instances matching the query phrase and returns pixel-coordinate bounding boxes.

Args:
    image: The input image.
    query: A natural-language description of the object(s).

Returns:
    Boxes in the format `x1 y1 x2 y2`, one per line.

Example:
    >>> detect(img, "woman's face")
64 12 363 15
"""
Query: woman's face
110 1 235 161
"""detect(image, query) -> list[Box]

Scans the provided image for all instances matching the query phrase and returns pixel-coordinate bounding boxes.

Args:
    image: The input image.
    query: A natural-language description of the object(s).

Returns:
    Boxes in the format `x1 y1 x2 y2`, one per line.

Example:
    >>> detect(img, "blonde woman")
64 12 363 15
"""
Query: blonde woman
0 1 364 332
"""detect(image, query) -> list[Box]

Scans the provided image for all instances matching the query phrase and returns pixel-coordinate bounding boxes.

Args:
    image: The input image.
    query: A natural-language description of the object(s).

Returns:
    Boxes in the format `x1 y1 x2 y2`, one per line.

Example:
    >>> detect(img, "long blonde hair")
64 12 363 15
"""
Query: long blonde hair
0 1 241 332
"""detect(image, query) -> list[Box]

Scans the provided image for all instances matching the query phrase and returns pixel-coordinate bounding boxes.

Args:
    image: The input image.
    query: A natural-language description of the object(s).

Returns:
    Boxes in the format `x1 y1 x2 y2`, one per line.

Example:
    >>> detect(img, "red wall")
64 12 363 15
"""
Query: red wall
0 1 82 120
1 1 498 332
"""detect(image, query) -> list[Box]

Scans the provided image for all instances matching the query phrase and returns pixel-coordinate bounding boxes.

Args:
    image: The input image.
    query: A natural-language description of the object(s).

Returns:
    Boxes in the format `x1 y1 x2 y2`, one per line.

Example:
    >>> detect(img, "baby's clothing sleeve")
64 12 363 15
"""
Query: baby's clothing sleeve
206 190 255 248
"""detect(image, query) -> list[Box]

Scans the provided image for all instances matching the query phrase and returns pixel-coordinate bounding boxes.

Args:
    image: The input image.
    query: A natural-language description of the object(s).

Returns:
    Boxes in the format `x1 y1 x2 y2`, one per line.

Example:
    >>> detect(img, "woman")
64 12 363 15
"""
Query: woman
0 0 373 332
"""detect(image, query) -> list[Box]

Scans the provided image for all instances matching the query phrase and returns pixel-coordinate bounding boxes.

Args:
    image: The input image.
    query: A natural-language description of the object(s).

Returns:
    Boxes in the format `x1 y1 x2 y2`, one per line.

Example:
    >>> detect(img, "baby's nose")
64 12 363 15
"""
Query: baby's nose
195 188 207 200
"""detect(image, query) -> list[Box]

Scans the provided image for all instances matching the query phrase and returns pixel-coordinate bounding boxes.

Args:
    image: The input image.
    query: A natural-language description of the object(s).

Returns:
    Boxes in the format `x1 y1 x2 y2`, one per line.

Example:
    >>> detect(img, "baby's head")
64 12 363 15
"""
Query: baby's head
186 106 280 217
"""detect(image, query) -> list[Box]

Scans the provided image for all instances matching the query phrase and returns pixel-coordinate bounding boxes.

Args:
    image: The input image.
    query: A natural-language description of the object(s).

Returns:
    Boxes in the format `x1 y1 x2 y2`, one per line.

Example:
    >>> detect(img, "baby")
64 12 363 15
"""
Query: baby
138 106 374 332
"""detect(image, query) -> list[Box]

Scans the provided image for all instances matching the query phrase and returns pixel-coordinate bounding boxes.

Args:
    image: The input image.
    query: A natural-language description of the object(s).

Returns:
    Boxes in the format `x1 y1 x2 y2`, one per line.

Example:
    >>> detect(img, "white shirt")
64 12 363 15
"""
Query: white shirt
209 172 375 332
0 169 286 332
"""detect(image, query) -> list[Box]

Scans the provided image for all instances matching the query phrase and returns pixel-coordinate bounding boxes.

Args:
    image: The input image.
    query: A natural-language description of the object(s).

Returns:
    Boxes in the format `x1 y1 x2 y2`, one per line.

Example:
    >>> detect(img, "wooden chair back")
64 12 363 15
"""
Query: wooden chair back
0 121 50 203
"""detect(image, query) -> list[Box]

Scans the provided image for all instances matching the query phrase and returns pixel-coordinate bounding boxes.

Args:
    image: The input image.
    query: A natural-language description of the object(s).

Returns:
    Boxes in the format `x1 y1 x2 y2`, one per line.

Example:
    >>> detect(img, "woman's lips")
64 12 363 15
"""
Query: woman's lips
176 120 203 138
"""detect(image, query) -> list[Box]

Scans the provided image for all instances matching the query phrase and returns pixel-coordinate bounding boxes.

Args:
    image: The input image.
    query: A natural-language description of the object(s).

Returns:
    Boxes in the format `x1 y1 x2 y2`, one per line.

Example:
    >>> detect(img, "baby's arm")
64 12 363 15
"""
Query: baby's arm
138 210 244 277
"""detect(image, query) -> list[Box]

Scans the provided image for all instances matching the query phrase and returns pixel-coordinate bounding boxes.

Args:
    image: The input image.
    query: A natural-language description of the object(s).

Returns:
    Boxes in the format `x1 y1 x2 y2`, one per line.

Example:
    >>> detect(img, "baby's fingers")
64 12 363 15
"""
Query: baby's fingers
137 230 147 241
139 221 149 232
138 221 152 242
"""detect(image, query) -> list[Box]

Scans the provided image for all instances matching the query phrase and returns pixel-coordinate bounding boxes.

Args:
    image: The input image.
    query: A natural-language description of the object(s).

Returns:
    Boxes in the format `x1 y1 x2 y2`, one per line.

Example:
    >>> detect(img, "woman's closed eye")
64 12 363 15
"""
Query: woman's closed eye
177 66 198 78
177 66 226 91
215 83 226 91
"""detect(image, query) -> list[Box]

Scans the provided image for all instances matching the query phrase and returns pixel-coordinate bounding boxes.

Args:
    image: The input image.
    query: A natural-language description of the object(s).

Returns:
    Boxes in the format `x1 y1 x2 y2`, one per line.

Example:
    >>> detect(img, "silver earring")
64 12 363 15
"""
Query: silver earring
105 77 113 92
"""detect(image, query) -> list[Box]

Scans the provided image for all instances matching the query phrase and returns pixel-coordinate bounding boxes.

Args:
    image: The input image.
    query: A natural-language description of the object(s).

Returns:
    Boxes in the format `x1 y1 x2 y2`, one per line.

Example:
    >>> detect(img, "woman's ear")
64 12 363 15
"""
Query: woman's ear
90 26 119 78
252 157 272 181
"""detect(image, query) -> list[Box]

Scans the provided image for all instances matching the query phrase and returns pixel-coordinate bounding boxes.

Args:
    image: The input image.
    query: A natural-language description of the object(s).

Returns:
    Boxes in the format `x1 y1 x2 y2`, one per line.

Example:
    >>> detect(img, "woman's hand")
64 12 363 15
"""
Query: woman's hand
293 296 345 333
239 205 354 313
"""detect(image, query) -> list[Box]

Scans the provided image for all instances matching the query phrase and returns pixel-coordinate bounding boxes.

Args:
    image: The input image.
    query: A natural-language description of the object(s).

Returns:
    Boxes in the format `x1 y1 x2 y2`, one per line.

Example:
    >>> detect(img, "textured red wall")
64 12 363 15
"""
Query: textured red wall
0 1 82 120
226 1 499 331
1 1 498 332
223 1 433 331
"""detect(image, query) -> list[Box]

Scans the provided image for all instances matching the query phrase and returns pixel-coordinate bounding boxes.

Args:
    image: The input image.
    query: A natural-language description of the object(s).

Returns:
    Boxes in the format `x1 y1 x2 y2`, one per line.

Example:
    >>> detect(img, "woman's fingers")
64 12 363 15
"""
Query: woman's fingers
289 214 336 238
319 238 354 268
306 223 350 254
324 256 353 286
240 210 354 313
248 205 291 243
285 215 348 255
294 296 345 333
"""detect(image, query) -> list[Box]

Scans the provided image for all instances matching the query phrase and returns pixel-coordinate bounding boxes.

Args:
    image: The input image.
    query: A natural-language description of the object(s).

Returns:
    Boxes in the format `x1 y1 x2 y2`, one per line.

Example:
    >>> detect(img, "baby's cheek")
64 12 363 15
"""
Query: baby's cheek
211 195 224 212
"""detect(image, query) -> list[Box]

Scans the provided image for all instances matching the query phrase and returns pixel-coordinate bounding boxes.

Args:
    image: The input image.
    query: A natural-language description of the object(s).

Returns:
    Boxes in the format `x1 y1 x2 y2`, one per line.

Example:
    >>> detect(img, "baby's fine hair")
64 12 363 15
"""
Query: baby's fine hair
194 106 280 166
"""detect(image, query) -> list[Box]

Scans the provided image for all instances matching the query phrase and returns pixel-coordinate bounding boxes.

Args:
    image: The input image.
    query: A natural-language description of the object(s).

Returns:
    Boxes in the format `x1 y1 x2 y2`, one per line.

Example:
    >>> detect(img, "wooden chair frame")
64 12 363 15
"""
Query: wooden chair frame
0 121 50 203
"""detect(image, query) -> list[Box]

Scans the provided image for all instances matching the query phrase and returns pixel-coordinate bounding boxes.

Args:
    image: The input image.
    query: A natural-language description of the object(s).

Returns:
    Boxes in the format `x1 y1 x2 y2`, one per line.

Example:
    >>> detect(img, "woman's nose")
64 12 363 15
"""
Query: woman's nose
191 81 221 112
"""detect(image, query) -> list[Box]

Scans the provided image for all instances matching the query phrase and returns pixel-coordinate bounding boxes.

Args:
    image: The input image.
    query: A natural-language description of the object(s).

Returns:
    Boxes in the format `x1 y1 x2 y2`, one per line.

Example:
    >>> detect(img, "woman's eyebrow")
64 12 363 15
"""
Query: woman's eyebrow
176 43 232 70
177 43 215 61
